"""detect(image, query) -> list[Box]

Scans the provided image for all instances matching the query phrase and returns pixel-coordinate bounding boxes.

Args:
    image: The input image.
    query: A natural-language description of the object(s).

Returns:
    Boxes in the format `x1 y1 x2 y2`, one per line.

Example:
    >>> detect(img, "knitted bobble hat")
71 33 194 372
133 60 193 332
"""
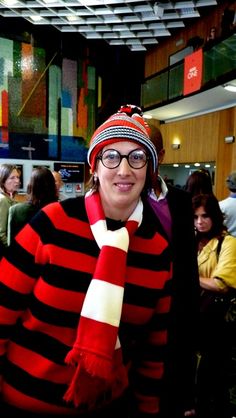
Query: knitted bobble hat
87 111 158 173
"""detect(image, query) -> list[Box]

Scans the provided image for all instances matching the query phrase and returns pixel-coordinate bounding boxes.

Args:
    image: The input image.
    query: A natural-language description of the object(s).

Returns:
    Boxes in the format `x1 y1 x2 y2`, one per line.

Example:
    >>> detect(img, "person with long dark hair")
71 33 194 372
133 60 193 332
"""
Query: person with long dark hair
193 193 236 418
185 169 213 197
7 166 58 245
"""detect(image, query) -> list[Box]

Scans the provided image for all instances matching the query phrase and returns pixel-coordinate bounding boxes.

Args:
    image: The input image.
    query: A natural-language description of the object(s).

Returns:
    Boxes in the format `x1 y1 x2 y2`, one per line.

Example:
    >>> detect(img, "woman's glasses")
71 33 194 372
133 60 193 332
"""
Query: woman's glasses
97 148 149 169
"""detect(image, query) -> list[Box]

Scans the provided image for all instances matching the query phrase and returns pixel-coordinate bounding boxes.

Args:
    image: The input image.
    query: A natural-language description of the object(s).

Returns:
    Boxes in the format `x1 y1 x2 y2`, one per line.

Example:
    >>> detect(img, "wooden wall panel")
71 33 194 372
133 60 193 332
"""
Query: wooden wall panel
160 112 219 163
159 108 236 200
216 108 236 199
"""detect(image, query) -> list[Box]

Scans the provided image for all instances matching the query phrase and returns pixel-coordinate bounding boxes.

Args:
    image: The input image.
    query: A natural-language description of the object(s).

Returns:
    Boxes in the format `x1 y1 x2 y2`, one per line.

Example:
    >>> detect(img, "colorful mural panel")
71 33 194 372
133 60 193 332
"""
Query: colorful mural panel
0 36 96 162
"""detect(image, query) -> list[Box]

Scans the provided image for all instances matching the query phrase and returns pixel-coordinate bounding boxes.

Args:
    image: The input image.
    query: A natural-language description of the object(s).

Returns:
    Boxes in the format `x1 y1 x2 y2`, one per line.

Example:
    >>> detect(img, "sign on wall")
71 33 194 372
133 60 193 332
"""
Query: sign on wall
183 48 203 96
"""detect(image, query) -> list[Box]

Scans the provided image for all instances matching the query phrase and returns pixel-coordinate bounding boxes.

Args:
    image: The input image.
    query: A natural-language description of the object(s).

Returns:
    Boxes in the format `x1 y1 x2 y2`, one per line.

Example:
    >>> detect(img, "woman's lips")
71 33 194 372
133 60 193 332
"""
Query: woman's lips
115 182 133 192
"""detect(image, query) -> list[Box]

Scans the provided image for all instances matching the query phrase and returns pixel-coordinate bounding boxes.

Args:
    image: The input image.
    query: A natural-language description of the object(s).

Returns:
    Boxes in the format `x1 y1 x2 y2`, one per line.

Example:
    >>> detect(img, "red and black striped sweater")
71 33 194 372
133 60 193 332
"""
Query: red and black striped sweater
0 197 172 417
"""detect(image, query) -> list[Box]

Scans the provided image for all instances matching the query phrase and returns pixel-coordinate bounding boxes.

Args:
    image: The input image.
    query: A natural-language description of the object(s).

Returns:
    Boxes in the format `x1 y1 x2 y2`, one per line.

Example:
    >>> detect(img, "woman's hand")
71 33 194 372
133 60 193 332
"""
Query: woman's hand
200 276 228 293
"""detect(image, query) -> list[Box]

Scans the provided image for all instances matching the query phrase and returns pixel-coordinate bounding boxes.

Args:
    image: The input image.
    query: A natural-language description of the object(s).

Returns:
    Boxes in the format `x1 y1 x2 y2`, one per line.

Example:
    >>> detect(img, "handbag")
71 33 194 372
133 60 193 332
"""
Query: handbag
200 290 229 316
225 294 236 323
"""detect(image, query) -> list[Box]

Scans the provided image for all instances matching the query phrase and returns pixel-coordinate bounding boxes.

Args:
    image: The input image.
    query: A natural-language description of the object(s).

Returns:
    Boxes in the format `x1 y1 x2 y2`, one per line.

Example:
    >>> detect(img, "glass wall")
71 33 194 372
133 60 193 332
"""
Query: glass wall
159 162 216 190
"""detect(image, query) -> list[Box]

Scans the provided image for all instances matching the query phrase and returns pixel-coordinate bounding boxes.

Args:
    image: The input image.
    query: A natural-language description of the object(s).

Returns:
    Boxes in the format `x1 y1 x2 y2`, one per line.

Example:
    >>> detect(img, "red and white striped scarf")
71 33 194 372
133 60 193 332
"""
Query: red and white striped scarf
64 190 143 408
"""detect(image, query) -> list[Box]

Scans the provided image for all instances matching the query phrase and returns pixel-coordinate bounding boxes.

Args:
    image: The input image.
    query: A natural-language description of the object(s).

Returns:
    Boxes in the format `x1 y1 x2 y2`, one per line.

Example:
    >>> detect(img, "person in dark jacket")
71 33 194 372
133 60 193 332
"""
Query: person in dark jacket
147 123 200 418
117 105 200 418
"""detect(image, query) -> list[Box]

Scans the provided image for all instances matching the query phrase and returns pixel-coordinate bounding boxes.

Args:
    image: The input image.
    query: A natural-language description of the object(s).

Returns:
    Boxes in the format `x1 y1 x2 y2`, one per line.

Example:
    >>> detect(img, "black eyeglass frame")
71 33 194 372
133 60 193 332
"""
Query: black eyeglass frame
97 148 150 169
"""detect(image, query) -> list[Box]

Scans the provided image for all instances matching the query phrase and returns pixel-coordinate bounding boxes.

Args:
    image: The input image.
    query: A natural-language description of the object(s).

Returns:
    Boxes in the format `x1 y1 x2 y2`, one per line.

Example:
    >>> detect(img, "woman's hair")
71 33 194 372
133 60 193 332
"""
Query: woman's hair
0 164 20 193
26 167 58 208
192 193 226 238
185 169 213 197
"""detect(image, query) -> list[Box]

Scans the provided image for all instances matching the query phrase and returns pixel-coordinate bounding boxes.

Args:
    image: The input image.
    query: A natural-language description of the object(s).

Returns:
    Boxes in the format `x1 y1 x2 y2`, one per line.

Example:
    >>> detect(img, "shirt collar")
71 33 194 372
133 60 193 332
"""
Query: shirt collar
150 175 168 202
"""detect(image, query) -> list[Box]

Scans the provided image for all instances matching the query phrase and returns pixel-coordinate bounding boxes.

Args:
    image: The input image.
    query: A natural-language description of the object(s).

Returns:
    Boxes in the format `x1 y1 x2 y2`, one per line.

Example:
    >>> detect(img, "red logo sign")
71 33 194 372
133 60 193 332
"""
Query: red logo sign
183 48 203 96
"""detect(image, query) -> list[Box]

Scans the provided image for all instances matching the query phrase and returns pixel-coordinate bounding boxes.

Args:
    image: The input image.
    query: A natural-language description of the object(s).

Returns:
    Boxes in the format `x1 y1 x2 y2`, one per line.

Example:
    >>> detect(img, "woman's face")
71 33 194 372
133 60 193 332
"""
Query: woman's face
4 169 21 194
96 141 148 220
194 205 213 233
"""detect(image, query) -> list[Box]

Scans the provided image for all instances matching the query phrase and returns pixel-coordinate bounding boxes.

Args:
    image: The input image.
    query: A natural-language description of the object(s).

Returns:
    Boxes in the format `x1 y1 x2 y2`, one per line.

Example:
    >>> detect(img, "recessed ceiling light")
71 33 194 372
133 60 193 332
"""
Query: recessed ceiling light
173 164 179 167
185 164 190 168
66 15 79 22
194 163 201 167
2 0 19 5
223 84 236 92
30 15 43 22
42 0 58 3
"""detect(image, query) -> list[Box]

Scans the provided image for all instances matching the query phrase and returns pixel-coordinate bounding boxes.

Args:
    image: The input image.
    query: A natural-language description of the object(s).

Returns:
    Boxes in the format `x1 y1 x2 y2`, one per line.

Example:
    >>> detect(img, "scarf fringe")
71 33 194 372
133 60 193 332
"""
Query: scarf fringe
65 348 112 380
63 355 129 408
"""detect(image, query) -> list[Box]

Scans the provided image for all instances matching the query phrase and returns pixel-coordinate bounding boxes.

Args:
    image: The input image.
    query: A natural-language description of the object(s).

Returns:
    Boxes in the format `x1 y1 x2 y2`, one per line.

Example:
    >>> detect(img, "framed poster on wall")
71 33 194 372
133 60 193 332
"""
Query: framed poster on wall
53 162 84 183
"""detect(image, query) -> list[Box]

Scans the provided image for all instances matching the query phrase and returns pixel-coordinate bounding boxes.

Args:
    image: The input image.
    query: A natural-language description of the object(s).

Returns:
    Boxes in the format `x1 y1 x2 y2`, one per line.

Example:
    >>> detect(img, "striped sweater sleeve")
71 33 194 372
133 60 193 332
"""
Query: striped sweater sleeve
125 225 173 418
130 277 172 418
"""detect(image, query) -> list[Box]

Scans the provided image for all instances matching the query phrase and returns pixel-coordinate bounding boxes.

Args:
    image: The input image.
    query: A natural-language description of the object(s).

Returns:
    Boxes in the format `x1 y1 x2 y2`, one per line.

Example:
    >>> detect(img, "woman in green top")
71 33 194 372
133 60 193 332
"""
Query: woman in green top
0 164 20 247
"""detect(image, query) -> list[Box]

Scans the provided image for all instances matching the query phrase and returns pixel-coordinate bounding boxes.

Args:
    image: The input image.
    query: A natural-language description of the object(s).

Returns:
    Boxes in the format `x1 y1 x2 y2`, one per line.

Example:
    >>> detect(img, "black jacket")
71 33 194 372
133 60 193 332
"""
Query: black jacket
149 185 200 417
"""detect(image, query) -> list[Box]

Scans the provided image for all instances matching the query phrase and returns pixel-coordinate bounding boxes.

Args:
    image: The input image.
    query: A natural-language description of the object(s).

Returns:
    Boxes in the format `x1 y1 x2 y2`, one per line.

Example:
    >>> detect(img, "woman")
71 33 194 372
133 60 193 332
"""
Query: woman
193 193 236 418
0 110 172 418
0 164 21 247
7 167 58 245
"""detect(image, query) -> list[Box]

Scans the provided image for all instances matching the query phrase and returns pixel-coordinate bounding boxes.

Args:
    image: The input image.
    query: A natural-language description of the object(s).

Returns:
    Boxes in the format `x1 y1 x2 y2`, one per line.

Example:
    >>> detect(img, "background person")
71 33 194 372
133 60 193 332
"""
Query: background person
118 105 199 418
8 167 58 246
184 169 213 197
0 163 20 247
192 193 236 418
219 171 236 237
0 109 173 418
52 170 67 201
148 124 199 418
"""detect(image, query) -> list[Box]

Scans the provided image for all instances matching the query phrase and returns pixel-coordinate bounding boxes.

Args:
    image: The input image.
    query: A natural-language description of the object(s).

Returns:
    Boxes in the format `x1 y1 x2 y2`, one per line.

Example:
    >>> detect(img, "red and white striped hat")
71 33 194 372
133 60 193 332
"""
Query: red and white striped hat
87 110 158 173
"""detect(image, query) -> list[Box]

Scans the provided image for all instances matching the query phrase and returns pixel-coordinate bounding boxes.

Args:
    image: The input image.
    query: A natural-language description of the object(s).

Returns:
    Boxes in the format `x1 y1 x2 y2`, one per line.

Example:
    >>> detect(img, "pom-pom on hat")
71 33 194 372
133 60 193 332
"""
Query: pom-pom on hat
87 110 158 173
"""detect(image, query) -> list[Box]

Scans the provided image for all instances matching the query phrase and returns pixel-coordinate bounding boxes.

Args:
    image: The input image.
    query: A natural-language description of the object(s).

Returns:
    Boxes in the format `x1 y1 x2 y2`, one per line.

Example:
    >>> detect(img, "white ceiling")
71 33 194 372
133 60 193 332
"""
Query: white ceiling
143 81 236 123
1 0 231 122
0 0 218 51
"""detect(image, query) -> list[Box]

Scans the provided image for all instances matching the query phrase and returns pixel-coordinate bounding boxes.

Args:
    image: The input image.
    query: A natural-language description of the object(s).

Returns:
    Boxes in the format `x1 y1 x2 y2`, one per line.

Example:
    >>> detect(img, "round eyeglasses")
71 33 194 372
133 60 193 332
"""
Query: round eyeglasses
97 148 149 169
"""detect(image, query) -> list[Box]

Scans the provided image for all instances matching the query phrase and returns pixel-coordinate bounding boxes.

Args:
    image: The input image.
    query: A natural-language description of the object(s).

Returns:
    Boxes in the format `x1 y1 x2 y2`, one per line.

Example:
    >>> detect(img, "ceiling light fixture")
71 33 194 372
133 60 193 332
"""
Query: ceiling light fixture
42 0 58 4
66 15 79 22
30 15 43 22
1 0 19 5
223 84 236 92
143 114 152 119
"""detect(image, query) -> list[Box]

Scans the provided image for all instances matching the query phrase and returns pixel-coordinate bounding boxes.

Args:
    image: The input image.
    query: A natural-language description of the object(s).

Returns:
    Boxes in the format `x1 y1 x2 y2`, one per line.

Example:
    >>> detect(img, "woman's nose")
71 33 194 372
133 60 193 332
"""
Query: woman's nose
117 157 131 174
